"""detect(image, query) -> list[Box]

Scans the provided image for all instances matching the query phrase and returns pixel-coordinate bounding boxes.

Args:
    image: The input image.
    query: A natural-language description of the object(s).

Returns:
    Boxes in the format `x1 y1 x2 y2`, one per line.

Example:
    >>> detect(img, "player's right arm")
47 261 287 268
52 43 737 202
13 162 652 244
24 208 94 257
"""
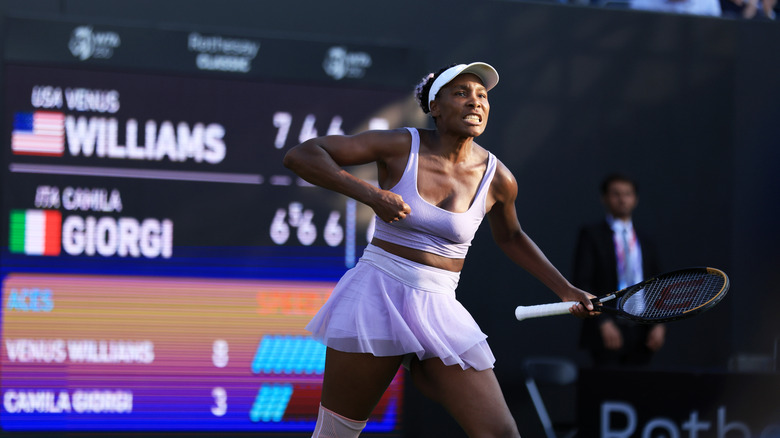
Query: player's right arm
283 129 412 223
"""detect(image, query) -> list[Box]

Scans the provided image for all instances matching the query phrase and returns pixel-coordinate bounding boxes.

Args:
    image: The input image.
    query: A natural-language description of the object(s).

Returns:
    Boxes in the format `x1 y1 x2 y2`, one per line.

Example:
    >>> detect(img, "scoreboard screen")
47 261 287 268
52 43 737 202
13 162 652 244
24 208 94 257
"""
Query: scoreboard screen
1 17 420 435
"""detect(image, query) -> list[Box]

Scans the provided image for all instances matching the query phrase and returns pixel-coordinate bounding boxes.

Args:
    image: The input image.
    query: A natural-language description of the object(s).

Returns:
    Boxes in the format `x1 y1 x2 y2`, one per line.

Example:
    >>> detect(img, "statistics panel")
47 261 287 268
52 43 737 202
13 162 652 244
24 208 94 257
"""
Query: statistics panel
1 274 402 432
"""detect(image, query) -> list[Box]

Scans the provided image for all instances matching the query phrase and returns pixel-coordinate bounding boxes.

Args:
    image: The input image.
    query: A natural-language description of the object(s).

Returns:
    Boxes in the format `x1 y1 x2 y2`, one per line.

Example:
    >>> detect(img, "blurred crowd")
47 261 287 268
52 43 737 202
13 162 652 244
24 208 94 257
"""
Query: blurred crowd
563 0 777 20
723 0 776 19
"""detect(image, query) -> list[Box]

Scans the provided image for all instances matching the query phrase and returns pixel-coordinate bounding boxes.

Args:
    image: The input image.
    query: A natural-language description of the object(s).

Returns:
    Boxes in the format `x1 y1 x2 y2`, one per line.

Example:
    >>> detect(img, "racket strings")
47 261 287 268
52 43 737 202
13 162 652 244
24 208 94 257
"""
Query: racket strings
622 271 726 319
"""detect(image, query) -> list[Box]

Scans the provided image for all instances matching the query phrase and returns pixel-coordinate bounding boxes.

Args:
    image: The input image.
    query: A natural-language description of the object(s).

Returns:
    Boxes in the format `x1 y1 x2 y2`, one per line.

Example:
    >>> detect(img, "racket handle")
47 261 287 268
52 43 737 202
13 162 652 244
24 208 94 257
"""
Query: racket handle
515 302 578 321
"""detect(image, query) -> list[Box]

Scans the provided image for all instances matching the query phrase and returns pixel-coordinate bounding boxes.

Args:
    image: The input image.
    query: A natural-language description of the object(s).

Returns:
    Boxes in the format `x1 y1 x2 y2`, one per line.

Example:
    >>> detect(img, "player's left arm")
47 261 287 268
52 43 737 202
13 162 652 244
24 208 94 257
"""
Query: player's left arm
486 161 594 314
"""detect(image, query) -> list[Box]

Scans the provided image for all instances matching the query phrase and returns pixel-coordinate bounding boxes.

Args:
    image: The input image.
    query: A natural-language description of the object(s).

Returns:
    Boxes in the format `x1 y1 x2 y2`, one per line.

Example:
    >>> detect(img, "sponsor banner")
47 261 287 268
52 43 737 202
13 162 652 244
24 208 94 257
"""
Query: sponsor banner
577 368 780 437
3 17 420 88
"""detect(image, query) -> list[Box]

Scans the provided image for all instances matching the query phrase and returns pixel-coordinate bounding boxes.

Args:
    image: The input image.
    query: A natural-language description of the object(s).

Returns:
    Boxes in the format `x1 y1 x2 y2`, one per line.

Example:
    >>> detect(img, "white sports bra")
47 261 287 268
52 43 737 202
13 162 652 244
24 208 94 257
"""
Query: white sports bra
371 127 497 259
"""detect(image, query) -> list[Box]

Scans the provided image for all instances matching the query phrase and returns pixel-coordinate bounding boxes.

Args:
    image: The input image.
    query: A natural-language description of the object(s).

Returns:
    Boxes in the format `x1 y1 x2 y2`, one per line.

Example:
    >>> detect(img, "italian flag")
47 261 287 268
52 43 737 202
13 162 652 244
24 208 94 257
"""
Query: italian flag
9 209 62 256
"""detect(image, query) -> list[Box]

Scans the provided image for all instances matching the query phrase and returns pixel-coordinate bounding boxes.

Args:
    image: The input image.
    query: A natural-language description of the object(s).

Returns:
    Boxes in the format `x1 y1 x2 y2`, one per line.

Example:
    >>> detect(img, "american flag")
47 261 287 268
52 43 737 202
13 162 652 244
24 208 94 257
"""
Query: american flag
11 111 66 156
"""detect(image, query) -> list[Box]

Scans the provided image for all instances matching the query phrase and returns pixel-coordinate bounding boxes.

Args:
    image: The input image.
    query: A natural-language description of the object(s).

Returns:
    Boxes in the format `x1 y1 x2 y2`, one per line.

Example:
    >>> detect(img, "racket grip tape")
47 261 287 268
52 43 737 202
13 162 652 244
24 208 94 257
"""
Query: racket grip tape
515 301 577 321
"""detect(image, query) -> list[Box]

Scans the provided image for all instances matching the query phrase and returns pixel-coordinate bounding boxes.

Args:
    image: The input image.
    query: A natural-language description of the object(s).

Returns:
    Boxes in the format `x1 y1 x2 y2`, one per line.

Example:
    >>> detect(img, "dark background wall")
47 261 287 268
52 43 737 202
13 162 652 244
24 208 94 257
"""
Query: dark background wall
2 0 778 436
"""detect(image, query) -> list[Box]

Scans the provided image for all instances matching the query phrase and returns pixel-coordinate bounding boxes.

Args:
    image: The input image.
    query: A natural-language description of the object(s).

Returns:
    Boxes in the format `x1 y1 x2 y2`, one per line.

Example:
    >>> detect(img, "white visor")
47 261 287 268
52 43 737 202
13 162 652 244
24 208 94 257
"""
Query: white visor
427 62 499 109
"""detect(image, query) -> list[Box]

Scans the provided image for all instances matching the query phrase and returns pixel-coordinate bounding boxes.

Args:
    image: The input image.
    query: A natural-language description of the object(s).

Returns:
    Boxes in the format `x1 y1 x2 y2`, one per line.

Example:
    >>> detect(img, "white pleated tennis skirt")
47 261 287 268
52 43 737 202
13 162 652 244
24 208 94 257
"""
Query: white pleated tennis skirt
306 244 495 371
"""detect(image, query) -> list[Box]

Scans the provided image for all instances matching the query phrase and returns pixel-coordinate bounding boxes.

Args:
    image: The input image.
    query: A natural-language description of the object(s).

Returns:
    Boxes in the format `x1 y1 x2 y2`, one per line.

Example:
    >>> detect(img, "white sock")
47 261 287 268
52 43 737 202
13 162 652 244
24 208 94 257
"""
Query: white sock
311 404 367 438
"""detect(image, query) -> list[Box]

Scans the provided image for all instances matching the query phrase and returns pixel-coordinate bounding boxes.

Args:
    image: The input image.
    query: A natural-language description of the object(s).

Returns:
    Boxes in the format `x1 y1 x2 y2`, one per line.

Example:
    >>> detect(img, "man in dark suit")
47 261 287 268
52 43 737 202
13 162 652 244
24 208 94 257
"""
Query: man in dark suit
573 173 665 368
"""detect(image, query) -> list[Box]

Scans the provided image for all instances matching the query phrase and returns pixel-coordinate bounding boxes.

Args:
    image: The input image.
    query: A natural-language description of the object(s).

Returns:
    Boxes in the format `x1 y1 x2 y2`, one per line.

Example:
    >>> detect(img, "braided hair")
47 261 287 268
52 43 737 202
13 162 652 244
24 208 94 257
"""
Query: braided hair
414 63 458 114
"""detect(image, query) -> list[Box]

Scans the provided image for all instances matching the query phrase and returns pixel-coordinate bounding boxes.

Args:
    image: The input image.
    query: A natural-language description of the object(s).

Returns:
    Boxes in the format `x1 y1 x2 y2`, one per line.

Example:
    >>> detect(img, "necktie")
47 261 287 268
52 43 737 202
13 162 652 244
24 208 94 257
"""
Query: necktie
621 227 646 315
621 228 632 286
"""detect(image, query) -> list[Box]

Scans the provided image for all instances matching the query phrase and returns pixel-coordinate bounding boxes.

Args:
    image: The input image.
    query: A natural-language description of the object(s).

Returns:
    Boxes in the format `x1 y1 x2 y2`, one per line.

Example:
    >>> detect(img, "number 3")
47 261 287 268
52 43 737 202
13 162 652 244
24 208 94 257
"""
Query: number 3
211 387 227 417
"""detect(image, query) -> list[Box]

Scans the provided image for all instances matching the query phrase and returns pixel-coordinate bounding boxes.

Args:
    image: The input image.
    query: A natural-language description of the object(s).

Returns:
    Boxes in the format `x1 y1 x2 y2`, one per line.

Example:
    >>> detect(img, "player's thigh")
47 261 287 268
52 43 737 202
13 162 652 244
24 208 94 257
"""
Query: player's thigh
410 358 519 438
320 347 404 421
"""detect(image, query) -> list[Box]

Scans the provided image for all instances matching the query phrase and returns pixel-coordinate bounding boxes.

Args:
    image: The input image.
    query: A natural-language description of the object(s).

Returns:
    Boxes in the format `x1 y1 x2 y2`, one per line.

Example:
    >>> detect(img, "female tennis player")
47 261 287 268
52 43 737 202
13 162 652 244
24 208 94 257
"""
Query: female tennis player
283 62 595 438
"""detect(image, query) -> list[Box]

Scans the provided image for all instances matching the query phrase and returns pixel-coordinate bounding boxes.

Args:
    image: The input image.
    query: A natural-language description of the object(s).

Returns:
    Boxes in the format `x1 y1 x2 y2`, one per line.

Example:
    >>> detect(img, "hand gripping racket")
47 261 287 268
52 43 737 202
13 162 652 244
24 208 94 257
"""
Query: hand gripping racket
515 267 729 323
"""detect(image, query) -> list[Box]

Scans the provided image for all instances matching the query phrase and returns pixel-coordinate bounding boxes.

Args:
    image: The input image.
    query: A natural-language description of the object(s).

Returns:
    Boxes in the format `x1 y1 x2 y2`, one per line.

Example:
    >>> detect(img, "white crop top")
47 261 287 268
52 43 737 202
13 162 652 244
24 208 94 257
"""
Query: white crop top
372 127 497 259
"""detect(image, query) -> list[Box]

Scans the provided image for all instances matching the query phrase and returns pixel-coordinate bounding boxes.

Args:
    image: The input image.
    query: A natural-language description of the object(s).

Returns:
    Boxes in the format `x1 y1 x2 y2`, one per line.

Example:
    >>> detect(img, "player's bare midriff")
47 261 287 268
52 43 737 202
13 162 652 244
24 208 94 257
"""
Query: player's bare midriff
371 238 465 273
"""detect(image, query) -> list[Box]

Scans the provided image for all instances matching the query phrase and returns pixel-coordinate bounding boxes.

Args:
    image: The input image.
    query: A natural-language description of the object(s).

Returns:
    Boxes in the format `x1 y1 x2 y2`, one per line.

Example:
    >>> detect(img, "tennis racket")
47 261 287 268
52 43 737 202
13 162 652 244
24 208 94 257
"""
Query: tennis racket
515 267 729 323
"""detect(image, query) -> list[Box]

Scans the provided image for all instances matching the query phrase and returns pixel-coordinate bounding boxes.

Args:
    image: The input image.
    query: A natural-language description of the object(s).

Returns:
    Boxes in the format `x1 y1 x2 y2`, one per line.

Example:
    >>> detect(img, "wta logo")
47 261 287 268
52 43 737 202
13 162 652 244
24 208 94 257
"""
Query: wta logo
9 209 174 258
